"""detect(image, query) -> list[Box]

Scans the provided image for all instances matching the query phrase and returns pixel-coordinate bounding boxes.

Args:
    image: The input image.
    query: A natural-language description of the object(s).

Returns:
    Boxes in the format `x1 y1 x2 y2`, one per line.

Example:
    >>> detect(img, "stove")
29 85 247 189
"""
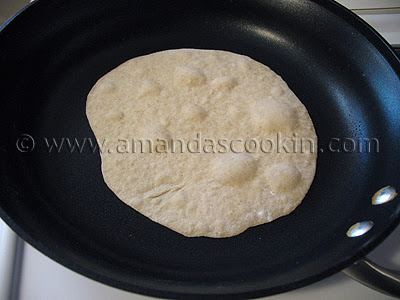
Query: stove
1 1 399 299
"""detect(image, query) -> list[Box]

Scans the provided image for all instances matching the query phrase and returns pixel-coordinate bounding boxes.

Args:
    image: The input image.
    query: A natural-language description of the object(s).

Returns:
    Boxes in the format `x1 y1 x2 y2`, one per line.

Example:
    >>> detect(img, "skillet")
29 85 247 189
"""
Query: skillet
1 0 400 298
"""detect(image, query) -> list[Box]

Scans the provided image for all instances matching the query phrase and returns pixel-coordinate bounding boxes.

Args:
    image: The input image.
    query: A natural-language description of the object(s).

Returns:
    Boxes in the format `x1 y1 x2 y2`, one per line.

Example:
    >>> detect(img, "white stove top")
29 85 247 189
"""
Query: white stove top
1 1 399 299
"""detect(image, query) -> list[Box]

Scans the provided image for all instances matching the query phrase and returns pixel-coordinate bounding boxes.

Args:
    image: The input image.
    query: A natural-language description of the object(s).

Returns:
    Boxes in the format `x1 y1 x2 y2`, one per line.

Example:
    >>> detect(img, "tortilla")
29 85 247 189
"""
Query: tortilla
86 49 317 238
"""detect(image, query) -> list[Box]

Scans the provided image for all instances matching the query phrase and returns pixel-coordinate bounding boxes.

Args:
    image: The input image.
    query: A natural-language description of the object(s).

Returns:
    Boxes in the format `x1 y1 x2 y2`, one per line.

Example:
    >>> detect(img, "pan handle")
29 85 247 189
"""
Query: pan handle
343 258 400 297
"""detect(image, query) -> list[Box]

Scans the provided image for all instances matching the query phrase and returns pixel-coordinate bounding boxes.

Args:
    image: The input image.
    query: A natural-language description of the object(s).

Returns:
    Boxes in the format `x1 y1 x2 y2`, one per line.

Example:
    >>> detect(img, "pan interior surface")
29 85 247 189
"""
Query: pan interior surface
1 0 400 298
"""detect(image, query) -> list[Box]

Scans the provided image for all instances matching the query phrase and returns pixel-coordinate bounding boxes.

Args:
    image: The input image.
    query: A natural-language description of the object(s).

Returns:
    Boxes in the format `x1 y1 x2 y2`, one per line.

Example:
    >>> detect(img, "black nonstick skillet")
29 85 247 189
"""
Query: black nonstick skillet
1 0 400 298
